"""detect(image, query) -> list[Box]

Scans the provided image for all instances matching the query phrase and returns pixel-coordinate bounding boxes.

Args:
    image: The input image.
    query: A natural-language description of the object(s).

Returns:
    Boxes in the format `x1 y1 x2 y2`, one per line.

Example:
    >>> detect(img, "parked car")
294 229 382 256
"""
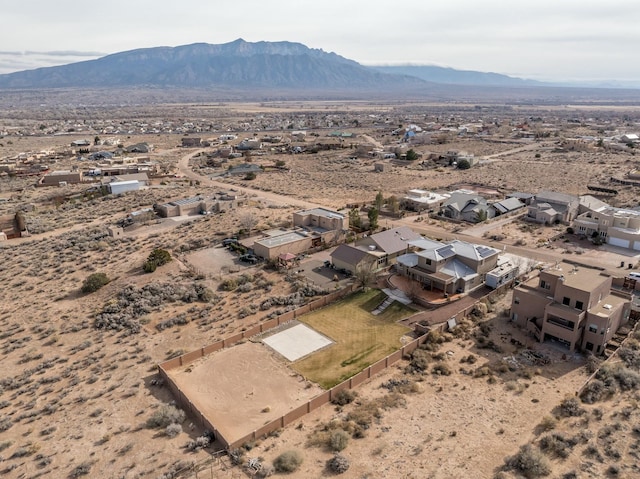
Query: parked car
239 254 259 264
222 237 238 247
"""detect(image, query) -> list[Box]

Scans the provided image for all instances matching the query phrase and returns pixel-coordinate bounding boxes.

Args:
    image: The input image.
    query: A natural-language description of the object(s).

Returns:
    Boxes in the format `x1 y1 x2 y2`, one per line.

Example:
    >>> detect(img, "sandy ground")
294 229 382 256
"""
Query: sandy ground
168 342 322 445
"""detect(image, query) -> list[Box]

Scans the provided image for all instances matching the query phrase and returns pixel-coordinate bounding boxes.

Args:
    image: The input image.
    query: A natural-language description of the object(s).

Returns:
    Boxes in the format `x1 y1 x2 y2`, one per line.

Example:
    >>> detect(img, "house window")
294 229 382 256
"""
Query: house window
514 297 520 305
562 297 570 306
585 342 594 351
588 324 597 333
540 280 550 290
426 258 432 265
575 300 584 310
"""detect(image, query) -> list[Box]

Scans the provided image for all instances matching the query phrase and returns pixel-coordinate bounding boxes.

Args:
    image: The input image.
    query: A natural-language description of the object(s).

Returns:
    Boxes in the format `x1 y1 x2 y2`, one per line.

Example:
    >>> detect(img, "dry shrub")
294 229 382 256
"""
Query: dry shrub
273 450 303 473
330 430 349 452
504 444 551 478
327 454 350 474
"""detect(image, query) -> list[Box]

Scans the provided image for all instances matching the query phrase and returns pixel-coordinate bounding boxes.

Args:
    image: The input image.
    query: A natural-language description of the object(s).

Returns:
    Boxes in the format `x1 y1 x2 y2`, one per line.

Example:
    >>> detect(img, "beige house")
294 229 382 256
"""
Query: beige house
41 170 83 186
253 231 314 260
293 208 347 244
329 226 422 274
526 191 579 225
396 239 500 294
254 207 347 260
511 262 631 353
573 205 640 251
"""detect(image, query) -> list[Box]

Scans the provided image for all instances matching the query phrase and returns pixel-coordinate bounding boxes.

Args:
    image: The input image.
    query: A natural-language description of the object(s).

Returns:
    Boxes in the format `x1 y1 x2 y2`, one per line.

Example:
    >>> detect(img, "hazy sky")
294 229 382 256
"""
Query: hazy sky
1 1 638 82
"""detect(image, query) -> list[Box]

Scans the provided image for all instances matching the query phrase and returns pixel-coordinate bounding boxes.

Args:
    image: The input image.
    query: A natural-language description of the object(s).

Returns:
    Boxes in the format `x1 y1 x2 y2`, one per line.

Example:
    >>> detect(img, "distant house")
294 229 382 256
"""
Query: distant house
573 202 640 251
108 180 140 195
620 133 639 144
527 191 579 225
441 193 494 223
506 192 534 206
181 137 202 148
126 143 150 153
71 139 91 148
236 139 262 150
492 197 525 216
396 238 501 294
403 189 450 212
41 170 83 186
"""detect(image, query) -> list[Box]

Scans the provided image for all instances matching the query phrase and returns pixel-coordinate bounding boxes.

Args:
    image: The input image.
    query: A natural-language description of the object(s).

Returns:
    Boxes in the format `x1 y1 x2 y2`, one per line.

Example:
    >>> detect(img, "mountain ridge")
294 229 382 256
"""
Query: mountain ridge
0 39 427 90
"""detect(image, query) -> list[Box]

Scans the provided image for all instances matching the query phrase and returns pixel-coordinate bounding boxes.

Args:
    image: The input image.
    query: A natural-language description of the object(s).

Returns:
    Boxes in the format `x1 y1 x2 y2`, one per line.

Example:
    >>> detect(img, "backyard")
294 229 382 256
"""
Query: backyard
293 289 415 388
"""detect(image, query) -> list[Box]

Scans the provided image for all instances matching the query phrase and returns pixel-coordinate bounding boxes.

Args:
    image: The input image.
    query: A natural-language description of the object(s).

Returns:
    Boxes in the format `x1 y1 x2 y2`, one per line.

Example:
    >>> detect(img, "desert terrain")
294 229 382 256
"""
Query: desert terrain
0 100 639 479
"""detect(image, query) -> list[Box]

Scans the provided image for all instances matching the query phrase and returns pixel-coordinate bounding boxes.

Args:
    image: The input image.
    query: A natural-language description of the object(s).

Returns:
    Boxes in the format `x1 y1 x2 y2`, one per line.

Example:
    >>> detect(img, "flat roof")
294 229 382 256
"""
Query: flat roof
543 262 609 290
296 207 344 219
255 231 309 248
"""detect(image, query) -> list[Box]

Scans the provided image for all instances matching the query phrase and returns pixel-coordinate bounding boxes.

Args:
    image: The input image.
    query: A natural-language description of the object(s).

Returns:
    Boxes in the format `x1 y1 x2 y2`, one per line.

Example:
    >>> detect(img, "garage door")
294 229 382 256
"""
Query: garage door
634 241 640 251
608 237 630 248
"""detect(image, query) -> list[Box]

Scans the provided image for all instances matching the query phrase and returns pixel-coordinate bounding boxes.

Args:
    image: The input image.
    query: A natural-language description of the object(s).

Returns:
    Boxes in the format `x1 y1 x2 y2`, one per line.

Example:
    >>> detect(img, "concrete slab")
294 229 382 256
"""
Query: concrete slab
263 323 334 361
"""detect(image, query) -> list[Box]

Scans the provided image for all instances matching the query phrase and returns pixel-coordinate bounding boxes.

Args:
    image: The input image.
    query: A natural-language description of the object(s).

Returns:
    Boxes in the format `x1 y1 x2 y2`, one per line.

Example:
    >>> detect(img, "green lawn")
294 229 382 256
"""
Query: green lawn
293 289 414 389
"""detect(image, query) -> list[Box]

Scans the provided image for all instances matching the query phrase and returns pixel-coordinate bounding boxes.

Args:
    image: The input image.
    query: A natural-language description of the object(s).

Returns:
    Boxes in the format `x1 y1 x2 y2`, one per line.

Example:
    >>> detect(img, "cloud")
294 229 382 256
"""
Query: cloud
0 51 105 74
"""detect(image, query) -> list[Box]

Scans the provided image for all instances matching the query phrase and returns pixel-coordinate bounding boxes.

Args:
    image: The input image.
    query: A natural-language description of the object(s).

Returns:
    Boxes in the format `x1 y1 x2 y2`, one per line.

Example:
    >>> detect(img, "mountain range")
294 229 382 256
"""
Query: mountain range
0 39 427 90
0 39 545 91
0 39 638 104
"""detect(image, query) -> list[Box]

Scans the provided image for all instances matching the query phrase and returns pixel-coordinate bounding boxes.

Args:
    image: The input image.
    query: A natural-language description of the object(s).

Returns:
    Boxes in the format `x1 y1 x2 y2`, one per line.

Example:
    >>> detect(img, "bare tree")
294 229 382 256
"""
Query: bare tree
354 263 375 291
239 212 258 237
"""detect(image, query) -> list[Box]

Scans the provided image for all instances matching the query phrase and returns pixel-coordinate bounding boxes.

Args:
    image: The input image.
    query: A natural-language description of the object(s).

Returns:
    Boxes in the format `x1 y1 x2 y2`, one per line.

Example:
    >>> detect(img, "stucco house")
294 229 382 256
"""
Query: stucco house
441 193 494 223
396 238 501 294
573 196 640 251
510 262 631 353
526 191 579 225
329 226 422 274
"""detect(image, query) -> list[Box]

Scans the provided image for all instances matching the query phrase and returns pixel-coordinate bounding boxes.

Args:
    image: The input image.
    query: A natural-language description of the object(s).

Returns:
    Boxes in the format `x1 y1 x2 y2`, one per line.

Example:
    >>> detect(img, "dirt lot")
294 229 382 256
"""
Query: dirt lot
168 342 322 445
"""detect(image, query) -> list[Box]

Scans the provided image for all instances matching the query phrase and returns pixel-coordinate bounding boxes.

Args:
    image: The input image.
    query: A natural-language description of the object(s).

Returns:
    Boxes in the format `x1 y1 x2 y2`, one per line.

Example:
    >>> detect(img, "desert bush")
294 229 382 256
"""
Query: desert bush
273 450 303 473
143 248 172 273
69 461 92 477
432 362 452 376
146 404 185 429
220 278 238 291
504 444 551 478
331 389 357 406
81 272 110 293
330 430 349 452
558 397 584 417
229 448 246 466
327 454 350 474
165 423 182 438
539 433 575 458
586 355 601 374
186 434 211 451
580 379 614 404
409 349 430 372
537 416 557 432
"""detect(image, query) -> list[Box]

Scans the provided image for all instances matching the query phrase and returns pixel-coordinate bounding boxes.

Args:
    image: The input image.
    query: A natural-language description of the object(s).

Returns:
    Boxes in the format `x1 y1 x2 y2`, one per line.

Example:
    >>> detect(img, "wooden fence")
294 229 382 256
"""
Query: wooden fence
158 282 436 450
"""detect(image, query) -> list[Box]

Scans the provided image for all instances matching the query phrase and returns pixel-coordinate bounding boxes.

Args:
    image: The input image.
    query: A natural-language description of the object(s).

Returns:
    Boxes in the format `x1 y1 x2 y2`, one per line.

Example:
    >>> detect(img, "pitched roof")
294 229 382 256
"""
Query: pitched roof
368 226 422 254
535 190 578 206
493 197 525 214
330 244 374 266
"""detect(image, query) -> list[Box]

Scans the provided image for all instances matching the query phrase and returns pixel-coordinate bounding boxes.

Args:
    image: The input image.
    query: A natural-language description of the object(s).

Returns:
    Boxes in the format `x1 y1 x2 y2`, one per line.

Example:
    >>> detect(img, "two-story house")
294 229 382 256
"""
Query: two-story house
526 191 579 225
511 262 631 353
573 204 640 251
396 239 501 294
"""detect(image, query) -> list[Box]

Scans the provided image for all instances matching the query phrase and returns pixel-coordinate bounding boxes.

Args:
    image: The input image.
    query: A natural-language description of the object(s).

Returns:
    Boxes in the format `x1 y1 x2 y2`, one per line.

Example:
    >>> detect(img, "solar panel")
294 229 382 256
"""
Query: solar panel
437 245 456 259
477 246 496 258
